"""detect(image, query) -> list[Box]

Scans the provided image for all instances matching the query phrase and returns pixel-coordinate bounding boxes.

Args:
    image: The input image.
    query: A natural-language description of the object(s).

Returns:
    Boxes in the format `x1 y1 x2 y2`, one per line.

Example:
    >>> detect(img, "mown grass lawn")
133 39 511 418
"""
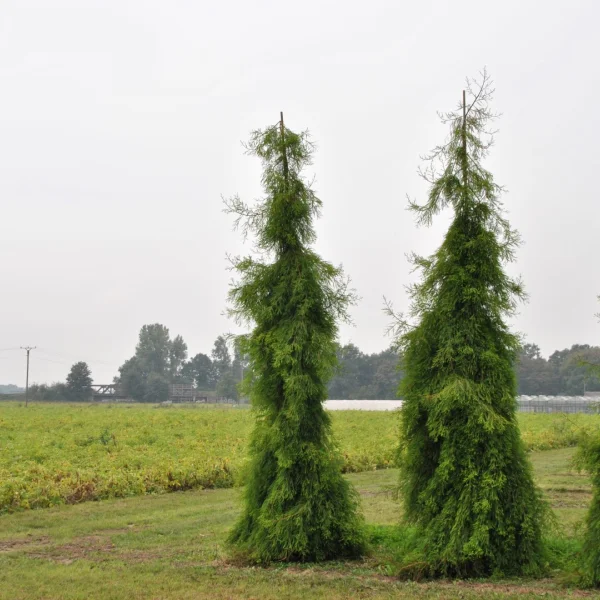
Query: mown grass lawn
0 448 598 599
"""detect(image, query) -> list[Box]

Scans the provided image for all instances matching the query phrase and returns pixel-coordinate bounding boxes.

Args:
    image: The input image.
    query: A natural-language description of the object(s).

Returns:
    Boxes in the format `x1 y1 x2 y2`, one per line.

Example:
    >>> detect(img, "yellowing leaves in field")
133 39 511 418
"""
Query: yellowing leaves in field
0 402 596 512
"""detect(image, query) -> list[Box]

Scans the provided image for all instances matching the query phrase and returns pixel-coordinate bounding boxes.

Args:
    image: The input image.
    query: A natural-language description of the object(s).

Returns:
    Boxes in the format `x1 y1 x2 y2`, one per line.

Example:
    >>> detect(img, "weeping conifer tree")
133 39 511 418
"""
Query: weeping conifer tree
226 114 366 563
577 304 600 586
577 435 600 586
394 72 547 577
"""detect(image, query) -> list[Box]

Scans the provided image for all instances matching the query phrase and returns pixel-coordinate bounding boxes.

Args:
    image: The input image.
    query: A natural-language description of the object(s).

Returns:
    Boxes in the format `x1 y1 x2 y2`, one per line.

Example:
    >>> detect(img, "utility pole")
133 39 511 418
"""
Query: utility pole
20 346 36 407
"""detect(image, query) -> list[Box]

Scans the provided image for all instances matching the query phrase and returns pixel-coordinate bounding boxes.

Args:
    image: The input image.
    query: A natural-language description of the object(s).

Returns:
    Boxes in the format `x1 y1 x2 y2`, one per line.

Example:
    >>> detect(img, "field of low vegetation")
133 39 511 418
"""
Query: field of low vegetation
0 448 596 599
0 402 598 513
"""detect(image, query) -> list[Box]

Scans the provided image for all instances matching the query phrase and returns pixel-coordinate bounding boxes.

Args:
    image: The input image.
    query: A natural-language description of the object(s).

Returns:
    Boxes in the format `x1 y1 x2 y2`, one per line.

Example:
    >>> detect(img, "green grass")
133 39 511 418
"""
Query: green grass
0 448 597 599
1 402 598 513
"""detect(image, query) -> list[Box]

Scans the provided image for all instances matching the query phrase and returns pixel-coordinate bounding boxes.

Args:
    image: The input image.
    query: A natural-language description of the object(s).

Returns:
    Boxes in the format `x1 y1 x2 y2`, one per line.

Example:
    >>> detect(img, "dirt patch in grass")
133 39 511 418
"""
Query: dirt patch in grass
25 530 172 565
0 536 50 553
546 491 593 509
30 535 116 564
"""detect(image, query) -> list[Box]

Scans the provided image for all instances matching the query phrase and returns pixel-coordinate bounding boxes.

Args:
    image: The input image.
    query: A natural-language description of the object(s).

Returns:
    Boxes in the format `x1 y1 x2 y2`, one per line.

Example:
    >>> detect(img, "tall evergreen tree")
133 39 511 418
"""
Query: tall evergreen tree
393 72 546 577
578 435 600 587
226 115 366 562
577 298 600 586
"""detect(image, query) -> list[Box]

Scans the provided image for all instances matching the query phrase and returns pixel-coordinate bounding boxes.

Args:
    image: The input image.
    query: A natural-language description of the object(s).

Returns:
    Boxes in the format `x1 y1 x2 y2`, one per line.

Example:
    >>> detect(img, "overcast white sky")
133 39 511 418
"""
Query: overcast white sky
1 0 599 385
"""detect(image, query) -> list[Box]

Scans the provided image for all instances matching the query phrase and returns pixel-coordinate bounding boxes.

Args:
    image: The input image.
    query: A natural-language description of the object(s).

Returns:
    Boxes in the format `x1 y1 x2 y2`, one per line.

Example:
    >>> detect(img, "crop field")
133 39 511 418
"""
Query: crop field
1 401 598 513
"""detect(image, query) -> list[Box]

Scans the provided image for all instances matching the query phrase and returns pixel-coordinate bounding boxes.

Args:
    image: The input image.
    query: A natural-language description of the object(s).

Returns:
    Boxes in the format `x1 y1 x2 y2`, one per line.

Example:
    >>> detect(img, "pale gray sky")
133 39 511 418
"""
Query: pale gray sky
1 0 599 385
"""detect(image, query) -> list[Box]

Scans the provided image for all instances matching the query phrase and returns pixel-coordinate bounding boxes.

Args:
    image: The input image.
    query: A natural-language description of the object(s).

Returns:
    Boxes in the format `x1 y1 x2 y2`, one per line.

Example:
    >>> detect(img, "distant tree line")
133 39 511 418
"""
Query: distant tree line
21 328 600 402
327 344 402 399
0 384 24 395
29 361 93 402
26 324 249 403
516 343 600 396
115 324 248 403
327 342 600 399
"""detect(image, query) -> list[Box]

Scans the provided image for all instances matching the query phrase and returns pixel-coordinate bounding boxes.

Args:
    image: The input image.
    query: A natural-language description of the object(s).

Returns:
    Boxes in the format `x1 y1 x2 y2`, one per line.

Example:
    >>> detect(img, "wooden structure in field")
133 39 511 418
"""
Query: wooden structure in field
91 382 233 404
91 384 128 401
168 383 195 403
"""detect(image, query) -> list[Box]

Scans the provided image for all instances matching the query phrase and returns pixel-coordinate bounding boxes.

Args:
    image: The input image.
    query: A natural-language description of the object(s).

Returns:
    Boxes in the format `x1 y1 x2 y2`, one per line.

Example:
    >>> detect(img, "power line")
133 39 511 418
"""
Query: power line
35 348 114 366
36 356 71 366
20 347 36 407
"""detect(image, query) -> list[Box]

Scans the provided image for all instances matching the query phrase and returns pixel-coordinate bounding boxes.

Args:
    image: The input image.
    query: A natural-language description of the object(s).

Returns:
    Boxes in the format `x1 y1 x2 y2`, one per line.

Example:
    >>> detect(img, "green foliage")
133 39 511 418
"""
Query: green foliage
211 335 248 399
28 362 93 403
577 433 600 586
369 523 584 582
65 361 93 401
116 324 188 401
225 119 366 562
182 352 215 389
231 337 249 399
517 343 559 395
117 357 146 401
115 330 236 398
169 335 188 381
574 298 600 586
98 427 113 446
513 342 600 396
0 403 243 513
1 453 589 600
0 403 395 513
328 344 402 399
519 413 599 450
216 371 238 402
28 382 69 402
144 373 169 403
136 324 172 376
326 338 600 399
394 72 547 577
0 401 593 514
548 345 600 395
211 336 231 382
